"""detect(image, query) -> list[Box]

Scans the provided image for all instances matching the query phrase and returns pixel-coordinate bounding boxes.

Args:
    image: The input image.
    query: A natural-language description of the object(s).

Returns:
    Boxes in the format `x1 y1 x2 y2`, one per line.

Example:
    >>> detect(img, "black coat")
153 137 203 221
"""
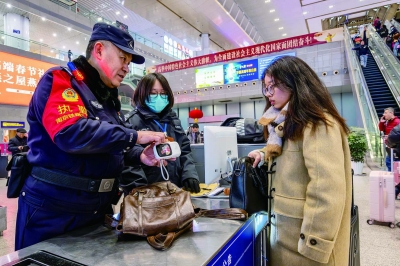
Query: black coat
387 124 400 154
8 136 29 156
124 106 199 189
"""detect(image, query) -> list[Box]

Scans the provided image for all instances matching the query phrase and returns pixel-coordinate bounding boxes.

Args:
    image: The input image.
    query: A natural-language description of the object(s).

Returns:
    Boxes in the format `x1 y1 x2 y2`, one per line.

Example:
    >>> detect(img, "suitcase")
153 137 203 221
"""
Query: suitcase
393 161 400 185
349 169 360 266
367 171 396 228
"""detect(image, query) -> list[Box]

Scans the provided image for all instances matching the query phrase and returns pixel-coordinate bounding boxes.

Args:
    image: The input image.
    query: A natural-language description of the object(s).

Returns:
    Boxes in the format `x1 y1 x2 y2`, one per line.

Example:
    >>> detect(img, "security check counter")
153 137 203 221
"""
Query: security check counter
0 198 269 266
191 144 265 183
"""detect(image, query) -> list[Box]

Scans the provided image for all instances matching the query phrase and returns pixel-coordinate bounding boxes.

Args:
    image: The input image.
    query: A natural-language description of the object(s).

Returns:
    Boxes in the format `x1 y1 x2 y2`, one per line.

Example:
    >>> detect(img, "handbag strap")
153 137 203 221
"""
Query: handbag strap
194 207 248 221
147 221 193 250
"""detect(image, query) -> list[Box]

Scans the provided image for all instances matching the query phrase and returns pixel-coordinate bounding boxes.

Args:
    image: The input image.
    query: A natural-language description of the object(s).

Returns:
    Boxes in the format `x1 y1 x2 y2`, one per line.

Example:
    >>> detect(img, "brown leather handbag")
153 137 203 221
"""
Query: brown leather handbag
113 181 247 250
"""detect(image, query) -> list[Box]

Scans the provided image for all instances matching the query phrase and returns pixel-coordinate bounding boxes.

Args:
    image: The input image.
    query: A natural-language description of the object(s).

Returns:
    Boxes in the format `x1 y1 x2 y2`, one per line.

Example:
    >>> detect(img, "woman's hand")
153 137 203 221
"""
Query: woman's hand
248 150 262 168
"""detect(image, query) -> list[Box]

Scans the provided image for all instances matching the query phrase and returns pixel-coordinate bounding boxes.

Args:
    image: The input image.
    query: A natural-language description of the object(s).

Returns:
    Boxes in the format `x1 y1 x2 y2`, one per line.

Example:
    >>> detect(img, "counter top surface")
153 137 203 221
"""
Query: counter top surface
0 199 241 266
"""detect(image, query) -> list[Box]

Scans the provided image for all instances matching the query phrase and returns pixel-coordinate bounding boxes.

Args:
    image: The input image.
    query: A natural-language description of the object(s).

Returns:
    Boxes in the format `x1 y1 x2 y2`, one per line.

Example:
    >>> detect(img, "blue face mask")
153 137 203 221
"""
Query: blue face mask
145 95 169 113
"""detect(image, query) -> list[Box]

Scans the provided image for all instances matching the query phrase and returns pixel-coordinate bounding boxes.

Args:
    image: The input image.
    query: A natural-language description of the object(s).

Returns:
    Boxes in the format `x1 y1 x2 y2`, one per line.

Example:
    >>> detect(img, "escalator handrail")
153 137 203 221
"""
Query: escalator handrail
344 25 380 127
366 24 400 105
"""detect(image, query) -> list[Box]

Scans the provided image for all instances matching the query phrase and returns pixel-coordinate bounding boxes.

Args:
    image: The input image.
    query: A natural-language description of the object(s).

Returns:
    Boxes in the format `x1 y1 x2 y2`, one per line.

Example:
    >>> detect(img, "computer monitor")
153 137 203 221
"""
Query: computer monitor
204 126 238 184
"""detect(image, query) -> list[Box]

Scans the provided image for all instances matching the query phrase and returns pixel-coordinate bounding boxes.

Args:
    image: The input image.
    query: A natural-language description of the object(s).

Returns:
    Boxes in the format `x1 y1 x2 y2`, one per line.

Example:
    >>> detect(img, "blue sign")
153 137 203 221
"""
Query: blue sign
1 121 25 128
223 59 259 85
207 217 255 265
13 29 20 34
258 52 296 79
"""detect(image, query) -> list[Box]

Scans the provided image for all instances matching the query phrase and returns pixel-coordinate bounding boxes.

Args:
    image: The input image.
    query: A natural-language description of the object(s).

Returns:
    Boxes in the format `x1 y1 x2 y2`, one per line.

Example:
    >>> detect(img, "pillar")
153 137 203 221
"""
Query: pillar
200 33 210 56
4 13 30 51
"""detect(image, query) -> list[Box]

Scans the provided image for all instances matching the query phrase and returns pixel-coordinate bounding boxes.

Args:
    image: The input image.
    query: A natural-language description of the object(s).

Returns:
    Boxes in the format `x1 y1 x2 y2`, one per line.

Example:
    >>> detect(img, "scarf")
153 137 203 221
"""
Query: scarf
259 103 288 160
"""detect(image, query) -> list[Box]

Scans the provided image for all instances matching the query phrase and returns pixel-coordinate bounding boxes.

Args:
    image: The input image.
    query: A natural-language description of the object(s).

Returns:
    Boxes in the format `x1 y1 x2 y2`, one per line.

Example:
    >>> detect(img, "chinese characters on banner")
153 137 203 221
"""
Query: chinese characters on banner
0 51 56 106
151 29 343 74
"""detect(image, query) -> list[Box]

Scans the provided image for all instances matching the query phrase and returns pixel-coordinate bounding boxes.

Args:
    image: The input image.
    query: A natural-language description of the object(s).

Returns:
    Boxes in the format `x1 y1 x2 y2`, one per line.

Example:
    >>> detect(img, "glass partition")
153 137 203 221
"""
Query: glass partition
47 0 182 60
343 25 384 166
366 24 400 101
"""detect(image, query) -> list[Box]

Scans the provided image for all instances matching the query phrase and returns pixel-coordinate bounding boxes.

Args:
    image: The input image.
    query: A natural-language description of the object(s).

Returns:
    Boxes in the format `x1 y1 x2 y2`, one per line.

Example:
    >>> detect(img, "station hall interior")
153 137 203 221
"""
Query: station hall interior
0 0 400 265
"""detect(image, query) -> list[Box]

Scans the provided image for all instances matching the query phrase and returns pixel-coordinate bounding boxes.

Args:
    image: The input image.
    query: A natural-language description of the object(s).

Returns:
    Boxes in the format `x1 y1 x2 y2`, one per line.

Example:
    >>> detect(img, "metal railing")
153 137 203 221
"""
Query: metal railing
0 30 144 85
366 24 400 101
47 0 179 60
343 25 384 165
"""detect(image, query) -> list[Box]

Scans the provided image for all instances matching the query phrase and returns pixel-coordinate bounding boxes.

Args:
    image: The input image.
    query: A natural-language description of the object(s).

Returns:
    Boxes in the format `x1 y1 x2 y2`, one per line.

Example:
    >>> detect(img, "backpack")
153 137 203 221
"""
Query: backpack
221 117 265 143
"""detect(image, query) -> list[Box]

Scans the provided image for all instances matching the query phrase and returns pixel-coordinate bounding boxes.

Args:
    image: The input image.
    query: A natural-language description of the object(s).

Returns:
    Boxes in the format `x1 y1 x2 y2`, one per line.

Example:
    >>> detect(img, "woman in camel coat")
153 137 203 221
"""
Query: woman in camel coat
248 56 352 265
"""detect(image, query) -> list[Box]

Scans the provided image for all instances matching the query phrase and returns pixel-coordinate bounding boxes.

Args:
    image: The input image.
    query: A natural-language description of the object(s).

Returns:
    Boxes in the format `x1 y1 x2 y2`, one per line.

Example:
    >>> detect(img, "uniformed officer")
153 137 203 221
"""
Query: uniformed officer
15 23 166 250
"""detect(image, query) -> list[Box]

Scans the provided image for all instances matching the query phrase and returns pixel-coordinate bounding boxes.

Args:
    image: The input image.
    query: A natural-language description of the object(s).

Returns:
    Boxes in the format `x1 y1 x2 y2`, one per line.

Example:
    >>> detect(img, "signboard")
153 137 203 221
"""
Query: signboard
195 65 224 88
258 52 296 79
223 59 258 85
1 121 25 128
206 212 268 265
13 29 20 34
152 28 344 74
0 51 56 106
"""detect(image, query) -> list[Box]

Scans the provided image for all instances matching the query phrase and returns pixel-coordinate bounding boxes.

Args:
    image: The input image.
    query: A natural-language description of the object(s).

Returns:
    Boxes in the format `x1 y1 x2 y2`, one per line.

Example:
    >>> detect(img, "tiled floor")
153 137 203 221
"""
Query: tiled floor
0 165 399 265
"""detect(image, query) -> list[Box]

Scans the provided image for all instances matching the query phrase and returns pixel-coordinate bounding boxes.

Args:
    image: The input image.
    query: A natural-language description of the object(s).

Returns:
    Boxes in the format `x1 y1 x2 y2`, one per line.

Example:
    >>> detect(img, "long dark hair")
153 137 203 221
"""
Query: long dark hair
261 56 349 140
133 73 174 110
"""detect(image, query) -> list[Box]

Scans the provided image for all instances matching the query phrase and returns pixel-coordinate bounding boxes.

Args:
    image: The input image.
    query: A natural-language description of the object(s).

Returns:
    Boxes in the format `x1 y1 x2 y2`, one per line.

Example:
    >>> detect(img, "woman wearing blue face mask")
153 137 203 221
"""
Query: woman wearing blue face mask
123 73 200 193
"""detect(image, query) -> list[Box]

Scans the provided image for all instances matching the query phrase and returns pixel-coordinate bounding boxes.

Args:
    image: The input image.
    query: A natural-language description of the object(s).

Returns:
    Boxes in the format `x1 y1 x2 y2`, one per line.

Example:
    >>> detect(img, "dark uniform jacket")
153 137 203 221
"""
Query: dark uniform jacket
27 56 143 178
8 135 29 155
125 106 199 187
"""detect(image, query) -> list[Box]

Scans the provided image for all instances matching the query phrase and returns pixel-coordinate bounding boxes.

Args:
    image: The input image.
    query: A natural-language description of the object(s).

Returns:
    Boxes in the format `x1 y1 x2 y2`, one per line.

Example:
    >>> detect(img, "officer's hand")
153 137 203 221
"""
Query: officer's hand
140 143 168 167
248 150 262 168
137 131 165 145
183 178 200 193
18 146 23 150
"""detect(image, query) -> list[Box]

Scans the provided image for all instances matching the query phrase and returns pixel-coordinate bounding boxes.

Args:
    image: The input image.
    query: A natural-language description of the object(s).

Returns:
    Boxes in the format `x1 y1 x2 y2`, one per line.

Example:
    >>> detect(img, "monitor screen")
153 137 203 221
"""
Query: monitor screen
195 65 224 88
223 58 258 85
204 126 238 184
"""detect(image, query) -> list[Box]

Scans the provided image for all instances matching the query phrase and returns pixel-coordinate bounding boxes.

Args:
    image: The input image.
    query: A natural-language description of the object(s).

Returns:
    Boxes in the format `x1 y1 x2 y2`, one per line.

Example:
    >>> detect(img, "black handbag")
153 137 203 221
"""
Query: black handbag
229 156 268 215
349 169 360 266
5 152 32 198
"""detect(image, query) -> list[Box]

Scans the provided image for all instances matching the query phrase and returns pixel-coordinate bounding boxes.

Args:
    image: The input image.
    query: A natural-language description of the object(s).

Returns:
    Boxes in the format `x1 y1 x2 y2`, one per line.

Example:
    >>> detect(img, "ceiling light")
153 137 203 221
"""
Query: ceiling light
123 15 127 18
41 17 46 21
279 27 283 30
274 18 279 21
7 3 11 8
76 41 79 44
39 38 43 42
62 46 65 49
50 50 54 53
329 5 333 8
303 11 308 15
53 33 57 37
1 36 4 39
116 11 120 15
270 9 275 13
282 33 287 36
265 0 270 2
152 60 155 63
82 52 85 55
97 17 102 21
67 27 71 31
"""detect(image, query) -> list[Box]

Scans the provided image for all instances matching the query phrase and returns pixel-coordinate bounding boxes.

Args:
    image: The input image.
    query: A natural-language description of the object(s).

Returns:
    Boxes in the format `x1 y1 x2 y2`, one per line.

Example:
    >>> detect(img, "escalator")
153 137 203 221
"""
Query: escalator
361 48 399 117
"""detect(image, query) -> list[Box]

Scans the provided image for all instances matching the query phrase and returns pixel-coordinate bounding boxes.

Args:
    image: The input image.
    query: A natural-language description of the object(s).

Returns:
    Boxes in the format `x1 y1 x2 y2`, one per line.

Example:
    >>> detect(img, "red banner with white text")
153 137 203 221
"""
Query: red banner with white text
148 28 343 74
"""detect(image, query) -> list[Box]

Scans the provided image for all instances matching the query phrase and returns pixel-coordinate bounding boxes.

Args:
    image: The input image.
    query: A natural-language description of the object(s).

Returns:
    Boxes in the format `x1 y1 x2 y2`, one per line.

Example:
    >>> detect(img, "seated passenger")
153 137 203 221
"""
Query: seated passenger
125 73 200 193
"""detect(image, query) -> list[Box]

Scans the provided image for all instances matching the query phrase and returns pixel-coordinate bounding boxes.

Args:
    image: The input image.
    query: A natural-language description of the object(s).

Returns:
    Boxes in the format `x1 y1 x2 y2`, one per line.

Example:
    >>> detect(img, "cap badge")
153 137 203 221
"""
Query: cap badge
128 40 134 49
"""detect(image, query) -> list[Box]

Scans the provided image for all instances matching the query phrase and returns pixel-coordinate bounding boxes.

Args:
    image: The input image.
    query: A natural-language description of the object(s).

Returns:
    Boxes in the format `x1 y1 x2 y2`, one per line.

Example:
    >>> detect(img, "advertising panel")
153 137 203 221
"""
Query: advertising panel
258 52 296 79
223 59 258 85
0 51 56 106
195 65 224 88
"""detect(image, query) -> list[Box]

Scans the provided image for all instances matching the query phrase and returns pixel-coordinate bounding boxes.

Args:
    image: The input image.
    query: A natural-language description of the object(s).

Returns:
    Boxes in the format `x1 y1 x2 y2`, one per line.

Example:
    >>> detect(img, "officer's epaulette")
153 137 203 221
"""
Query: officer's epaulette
124 109 138 121
60 66 73 76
